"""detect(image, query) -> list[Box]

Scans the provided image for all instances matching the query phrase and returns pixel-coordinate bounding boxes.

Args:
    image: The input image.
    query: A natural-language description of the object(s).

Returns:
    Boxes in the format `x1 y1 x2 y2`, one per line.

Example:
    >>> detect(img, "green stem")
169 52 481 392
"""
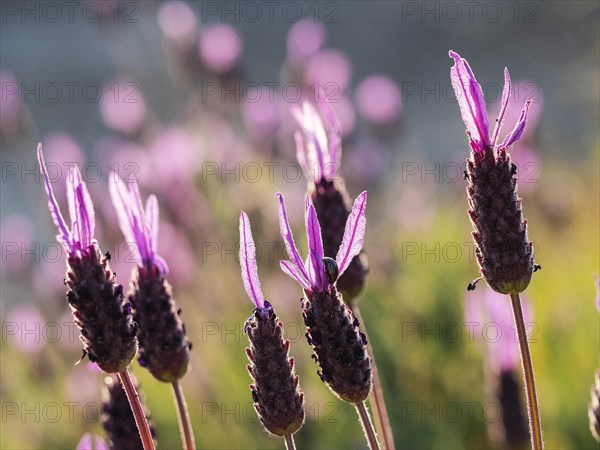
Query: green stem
352 303 395 449
509 292 543 449
117 369 155 450
356 401 381 450
172 380 196 450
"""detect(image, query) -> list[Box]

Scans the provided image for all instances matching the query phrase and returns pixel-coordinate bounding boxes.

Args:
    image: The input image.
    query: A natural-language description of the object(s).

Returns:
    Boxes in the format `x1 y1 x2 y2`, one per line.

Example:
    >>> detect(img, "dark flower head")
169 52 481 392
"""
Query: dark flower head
238 212 305 436
449 52 535 294
449 50 531 156
110 174 190 382
276 191 366 295
38 143 96 257
292 97 341 184
38 144 137 373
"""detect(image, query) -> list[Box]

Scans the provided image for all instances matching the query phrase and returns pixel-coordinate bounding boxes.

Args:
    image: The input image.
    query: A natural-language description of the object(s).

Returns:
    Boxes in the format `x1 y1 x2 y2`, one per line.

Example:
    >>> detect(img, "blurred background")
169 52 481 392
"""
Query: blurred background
1 1 598 448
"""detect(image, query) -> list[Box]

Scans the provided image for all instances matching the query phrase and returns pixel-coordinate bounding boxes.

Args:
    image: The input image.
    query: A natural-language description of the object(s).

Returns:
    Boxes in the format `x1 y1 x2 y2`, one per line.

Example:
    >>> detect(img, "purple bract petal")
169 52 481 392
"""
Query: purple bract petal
449 50 490 153
305 197 326 290
500 100 532 150
280 260 311 292
67 166 95 251
76 433 93 450
109 173 164 270
239 211 265 309
491 68 512 148
336 191 367 277
276 192 310 285
37 144 72 251
94 437 109 450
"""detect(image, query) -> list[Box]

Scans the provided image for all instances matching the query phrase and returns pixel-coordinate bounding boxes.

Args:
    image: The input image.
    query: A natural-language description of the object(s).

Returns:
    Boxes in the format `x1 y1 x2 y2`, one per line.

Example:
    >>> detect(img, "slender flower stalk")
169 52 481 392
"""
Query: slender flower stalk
239 212 305 441
276 192 379 449
109 174 194 450
449 51 542 449
293 99 393 448
37 144 153 450
102 373 156 450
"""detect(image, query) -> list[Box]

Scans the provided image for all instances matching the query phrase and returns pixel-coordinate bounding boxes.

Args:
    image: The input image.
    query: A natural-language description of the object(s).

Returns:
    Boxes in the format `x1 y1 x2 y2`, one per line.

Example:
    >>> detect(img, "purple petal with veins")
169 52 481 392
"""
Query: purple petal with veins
294 131 308 178
145 195 159 256
280 260 311 292
276 192 310 283
491 68 512 148
239 211 265 309
336 191 367 277
500 100 532 149
68 166 95 251
292 101 331 182
305 198 325 290
76 433 93 450
109 175 136 253
449 51 490 153
37 144 72 250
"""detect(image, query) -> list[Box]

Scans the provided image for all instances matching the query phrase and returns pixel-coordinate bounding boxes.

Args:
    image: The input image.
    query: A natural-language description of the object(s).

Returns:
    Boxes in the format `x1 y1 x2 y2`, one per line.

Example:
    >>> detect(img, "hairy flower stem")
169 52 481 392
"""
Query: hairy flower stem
356 401 381 450
351 303 395 449
117 370 156 450
283 433 296 450
172 380 196 450
509 293 543 450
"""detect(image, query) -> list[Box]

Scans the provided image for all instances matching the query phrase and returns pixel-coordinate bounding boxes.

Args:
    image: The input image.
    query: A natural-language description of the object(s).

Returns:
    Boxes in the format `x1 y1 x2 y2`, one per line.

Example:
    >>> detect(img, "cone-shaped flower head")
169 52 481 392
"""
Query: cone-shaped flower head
449 51 535 295
109 174 190 382
292 99 368 302
38 145 137 373
276 193 372 403
101 374 156 450
239 212 305 436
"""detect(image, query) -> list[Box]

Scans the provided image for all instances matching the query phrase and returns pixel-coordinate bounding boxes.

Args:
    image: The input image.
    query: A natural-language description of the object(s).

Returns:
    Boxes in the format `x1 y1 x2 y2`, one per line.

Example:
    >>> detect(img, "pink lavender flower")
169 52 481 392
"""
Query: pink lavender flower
239 212 305 437
276 191 366 295
354 75 402 127
291 99 342 184
198 24 243 74
109 174 190 382
38 144 137 373
449 50 531 156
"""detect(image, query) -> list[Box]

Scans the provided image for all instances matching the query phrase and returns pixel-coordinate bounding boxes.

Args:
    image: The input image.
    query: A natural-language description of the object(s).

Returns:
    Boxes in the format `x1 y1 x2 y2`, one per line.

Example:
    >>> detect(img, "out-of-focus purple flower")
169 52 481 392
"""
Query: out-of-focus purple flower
449 51 531 155
38 144 96 257
109 174 168 275
594 274 600 312
0 70 21 131
198 24 243 74
242 88 281 139
99 79 147 135
345 138 389 184
157 1 198 44
6 305 45 353
306 49 352 93
277 191 366 294
286 20 327 67
0 214 34 274
292 99 341 183
239 212 266 312
149 127 199 182
465 287 533 372
157 221 194 285
76 433 108 450
354 75 402 127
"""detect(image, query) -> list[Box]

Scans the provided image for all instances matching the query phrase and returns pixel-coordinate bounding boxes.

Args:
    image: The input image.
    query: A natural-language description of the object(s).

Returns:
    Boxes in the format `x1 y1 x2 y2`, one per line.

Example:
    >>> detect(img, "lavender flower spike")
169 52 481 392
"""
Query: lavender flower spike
449 50 531 156
276 192 372 404
38 145 137 373
109 173 190 382
291 99 340 183
239 212 305 438
449 52 535 295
